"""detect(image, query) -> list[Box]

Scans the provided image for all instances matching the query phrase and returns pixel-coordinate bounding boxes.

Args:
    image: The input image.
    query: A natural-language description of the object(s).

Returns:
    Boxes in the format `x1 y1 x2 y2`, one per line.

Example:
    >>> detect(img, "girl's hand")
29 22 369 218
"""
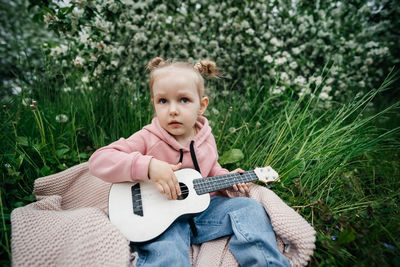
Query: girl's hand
148 158 182 200
229 168 251 194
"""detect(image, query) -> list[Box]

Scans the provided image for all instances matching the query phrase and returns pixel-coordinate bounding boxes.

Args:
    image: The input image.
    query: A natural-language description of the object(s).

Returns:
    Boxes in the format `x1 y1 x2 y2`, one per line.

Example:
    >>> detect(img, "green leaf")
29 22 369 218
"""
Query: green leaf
41 6 54 15
16 136 29 147
59 7 73 14
78 153 89 159
56 148 70 158
14 202 25 208
219 149 244 165
338 227 356 245
23 195 36 202
15 155 24 169
40 165 52 176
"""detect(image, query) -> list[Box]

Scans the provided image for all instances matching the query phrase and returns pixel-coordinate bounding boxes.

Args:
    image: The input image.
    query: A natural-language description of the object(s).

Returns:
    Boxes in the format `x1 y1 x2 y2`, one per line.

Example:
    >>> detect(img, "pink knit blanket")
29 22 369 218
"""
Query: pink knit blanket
11 162 315 266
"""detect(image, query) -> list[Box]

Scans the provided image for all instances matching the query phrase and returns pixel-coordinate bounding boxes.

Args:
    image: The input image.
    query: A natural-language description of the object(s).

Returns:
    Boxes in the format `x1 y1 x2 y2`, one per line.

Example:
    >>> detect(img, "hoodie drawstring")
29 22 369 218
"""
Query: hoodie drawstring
178 141 201 174
178 149 183 164
189 140 201 173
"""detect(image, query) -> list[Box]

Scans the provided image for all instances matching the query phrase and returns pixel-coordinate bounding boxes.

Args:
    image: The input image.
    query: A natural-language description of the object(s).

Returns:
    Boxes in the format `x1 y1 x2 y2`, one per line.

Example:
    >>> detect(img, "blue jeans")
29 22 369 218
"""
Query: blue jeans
133 196 290 267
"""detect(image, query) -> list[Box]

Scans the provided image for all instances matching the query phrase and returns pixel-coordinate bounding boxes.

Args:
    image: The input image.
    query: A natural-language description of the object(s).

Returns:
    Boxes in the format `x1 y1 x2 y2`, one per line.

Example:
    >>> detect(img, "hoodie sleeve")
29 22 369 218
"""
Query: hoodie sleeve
88 130 153 183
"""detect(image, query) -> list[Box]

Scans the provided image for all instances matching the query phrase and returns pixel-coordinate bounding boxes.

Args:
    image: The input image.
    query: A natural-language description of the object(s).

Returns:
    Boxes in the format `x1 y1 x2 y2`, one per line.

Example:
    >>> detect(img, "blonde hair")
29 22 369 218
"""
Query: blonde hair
146 57 219 97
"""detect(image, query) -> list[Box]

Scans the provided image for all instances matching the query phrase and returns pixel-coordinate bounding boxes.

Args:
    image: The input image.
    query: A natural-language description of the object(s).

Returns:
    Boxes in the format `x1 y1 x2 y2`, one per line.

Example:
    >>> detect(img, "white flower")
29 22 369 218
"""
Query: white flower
246 28 255 35
108 3 119 13
12 86 22 94
291 47 301 55
212 107 219 115
322 86 332 93
111 60 119 67
294 76 306 86
263 55 273 63
326 78 334 84
298 88 310 98
346 40 357 49
209 40 218 49
95 18 111 31
365 58 373 65
289 61 298 69
272 87 282 95
280 72 289 81
166 16 172 24
339 83 347 90
315 76 323 86
318 92 330 100
241 20 250 29
365 41 379 48
270 37 282 47
50 45 68 57
74 56 85 67
79 32 90 44
275 57 287 65
195 3 201 9
55 114 69 123
72 7 84 18
63 87 72 92
93 67 102 77
22 98 31 106
359 81 366 87
43 13 53 24
81 76 89 83
263 32 271 40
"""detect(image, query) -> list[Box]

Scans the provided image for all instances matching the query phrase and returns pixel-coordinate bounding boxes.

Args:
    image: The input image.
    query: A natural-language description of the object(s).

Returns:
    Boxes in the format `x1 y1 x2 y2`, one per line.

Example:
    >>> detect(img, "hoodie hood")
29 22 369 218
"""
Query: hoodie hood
143 116 212 152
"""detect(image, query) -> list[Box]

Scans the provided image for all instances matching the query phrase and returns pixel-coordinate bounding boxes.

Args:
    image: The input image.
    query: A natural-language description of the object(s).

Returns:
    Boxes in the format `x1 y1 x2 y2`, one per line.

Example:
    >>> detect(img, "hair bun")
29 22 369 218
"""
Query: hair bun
194 60 219 78
146 57 165 71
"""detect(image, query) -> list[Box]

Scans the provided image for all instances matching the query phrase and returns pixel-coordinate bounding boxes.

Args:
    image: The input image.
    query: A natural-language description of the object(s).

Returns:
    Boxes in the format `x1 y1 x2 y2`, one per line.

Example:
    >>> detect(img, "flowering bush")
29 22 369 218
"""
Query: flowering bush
33 0 398 103
0 0 54 99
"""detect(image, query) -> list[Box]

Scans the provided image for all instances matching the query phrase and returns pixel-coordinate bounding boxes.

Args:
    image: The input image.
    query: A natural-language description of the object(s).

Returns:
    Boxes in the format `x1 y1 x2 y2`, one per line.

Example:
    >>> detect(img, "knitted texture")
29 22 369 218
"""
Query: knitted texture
11 162 315 266
248 185 316 266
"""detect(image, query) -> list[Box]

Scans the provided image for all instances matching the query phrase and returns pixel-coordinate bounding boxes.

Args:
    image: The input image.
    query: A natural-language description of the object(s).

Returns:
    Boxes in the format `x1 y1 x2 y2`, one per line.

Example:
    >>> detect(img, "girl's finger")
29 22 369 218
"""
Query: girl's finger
168 179 178 200
155 183 164 194
161 183 172 199
238 183 245 194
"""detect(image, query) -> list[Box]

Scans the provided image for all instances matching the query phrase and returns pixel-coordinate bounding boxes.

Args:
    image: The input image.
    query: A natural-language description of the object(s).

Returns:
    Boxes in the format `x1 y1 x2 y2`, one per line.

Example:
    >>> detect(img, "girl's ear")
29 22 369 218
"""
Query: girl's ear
199 96 209 116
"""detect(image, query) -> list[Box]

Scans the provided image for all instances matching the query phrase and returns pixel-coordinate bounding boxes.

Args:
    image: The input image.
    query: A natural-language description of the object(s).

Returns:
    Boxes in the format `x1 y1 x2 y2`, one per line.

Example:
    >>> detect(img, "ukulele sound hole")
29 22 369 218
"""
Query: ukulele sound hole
178 183 189 200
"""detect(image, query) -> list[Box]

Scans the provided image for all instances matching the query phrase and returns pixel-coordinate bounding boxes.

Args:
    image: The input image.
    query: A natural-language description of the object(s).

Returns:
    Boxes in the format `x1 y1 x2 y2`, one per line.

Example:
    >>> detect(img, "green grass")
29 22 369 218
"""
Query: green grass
1 68 399 266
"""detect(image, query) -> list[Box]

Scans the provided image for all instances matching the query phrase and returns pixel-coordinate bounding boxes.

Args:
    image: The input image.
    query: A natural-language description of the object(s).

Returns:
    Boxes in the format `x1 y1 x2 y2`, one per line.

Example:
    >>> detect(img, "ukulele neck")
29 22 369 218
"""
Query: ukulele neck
193 171 258 195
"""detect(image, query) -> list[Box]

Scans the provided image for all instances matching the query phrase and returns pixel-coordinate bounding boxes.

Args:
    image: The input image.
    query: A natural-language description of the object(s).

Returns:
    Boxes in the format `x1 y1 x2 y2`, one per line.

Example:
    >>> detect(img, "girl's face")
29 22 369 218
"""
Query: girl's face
152 68 209 145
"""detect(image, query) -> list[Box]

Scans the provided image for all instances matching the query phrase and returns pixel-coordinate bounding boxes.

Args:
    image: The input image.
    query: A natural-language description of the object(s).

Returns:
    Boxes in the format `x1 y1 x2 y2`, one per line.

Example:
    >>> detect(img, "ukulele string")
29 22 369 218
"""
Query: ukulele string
131 172 256 204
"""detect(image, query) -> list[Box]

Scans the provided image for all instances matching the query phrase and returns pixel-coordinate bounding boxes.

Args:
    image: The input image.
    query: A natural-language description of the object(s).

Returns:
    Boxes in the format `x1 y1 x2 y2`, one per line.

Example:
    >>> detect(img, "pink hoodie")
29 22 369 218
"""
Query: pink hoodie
89 116 229 184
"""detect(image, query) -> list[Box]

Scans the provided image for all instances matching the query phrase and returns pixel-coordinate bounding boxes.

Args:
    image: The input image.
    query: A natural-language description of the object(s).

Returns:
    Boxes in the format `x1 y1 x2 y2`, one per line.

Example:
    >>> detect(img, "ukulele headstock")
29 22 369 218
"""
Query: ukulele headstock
254 166 280 183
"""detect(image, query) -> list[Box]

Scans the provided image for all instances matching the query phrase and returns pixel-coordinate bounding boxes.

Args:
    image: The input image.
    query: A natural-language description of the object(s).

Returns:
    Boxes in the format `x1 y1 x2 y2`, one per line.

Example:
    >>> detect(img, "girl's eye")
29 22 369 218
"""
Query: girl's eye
181 98 189 103
159 98 167 104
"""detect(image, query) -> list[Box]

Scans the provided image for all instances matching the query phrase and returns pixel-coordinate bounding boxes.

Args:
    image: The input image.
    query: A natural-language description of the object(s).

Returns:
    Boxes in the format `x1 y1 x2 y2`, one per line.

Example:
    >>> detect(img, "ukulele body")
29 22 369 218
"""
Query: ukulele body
108 168 210 243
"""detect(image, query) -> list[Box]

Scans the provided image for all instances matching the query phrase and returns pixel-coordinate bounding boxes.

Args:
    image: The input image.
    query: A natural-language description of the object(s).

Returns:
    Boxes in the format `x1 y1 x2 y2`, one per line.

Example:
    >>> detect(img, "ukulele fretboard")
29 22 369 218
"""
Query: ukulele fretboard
193 171 258 195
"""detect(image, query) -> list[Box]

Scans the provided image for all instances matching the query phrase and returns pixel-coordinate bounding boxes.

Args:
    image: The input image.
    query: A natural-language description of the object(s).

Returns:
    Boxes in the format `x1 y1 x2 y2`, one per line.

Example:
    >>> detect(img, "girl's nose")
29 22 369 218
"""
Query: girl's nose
169 102 178 115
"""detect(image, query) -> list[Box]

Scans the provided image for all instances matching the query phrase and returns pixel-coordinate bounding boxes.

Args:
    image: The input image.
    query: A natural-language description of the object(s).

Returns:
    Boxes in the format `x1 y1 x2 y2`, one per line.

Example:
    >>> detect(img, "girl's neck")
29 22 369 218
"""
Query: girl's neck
174 126 197 147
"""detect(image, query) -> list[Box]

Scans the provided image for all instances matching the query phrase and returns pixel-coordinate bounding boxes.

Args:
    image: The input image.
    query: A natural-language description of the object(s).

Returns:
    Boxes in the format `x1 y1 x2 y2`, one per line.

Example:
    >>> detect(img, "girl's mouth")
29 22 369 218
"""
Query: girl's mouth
169 121 182 127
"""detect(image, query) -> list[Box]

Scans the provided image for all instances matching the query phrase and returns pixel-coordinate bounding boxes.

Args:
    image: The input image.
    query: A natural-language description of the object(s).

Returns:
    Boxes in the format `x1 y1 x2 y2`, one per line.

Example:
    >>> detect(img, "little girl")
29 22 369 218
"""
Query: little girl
89 57 289 266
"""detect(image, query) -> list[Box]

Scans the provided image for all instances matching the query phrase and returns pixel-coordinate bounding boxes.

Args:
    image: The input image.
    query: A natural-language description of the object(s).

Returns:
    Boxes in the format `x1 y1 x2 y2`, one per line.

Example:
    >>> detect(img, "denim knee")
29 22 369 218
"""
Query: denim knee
229 197 268 215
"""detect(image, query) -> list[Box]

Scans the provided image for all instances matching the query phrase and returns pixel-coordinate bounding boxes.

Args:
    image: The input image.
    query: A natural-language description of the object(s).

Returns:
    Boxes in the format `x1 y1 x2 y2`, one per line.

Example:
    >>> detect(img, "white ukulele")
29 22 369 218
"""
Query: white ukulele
108 166 279 243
